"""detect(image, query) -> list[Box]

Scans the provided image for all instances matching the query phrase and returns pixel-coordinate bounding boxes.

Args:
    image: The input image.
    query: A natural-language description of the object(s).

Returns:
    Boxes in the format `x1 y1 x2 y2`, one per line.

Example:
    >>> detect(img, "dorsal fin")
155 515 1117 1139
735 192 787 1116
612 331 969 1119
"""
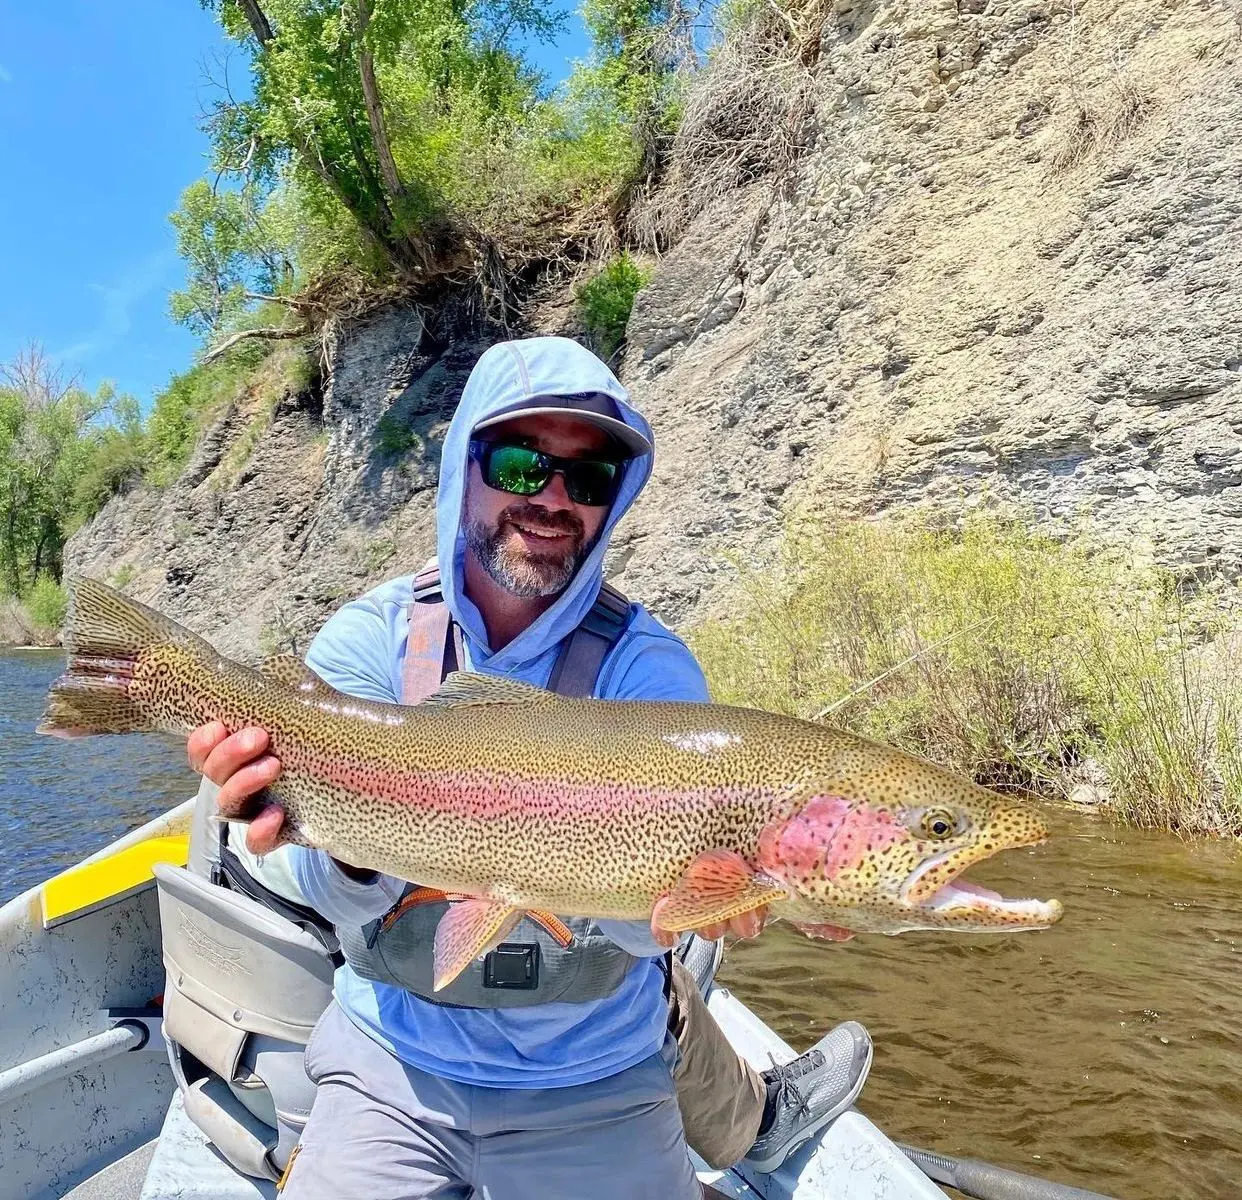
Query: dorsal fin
422 670 556 708
260 654 339 696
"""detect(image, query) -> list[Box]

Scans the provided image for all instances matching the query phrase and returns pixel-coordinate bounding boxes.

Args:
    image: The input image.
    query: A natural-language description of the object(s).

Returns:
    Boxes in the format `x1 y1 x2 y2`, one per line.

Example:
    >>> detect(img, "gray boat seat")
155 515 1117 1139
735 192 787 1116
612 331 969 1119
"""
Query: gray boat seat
153 861 335 1182
140 1089 275 1200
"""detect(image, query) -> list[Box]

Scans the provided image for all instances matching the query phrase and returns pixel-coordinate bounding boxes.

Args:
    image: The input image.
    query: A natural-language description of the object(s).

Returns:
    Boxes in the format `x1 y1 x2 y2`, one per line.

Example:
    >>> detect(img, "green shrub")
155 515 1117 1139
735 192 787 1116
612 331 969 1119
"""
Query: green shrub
71 426 149 527
690 513 1242 837
146 347 270 485
376 411 421 456
576 255 651 360
23 575 68 630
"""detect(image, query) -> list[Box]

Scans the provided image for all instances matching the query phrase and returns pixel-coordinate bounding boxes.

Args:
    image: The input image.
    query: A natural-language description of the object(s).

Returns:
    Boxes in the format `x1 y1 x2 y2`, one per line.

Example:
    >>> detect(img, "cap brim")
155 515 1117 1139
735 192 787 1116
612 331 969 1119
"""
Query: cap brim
472 406 652 459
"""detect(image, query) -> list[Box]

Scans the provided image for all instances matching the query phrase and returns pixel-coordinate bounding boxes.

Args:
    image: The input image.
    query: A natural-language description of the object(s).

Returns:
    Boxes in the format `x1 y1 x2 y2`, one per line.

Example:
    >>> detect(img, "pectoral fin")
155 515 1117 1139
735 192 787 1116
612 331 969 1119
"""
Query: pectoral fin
432 899 523 991
651 850 788 941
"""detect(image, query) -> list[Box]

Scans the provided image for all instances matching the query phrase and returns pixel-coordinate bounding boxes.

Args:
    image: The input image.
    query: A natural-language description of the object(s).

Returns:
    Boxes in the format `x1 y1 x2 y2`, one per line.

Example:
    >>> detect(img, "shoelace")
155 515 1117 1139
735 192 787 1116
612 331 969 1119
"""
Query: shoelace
766 1052 812 1123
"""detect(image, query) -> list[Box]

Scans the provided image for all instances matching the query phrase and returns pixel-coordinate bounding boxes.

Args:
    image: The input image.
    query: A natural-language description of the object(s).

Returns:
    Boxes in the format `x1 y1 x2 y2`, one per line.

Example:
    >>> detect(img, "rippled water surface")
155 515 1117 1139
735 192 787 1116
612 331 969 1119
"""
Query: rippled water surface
721 815 1242 1198
0 650 194 901
3 652 1240 1197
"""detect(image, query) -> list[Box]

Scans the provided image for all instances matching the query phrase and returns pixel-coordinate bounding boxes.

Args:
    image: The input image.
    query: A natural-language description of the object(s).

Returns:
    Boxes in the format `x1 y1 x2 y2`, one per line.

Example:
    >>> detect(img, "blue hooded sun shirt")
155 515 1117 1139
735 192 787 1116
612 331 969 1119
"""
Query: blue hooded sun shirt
288 336 711 1089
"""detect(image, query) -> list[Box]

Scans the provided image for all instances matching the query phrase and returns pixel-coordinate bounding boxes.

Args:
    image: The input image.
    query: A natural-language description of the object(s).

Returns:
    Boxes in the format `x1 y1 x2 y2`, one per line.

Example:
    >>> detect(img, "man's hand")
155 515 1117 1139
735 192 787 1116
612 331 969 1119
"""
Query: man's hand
689 906 769 942
188 722 285 856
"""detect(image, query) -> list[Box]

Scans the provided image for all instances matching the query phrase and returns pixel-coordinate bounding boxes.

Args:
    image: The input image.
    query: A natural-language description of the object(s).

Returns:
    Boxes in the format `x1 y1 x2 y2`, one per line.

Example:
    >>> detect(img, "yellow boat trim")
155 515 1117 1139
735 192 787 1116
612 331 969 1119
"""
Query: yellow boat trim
41 834 189 929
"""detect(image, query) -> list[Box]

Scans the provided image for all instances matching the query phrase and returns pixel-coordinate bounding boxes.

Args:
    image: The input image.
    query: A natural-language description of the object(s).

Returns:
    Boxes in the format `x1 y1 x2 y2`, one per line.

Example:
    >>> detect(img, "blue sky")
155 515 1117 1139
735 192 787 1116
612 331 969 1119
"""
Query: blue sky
0 1 588 410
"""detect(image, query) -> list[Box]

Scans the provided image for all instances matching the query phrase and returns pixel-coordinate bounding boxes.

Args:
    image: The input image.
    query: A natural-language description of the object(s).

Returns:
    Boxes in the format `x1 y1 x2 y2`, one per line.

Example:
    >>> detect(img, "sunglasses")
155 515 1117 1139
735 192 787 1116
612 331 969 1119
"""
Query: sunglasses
467 439 625 507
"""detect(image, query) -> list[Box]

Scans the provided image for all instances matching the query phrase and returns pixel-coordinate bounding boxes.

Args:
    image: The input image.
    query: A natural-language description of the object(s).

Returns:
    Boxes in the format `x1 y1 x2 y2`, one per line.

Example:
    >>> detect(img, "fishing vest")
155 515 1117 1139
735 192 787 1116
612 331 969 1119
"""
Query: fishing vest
335 562 644 1008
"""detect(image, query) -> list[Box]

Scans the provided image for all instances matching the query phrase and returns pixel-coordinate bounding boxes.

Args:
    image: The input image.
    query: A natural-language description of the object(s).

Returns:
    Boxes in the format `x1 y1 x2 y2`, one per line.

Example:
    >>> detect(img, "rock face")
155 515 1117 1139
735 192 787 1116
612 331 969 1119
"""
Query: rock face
619 0 1242 621
67 329 492 660
67 0 1242 653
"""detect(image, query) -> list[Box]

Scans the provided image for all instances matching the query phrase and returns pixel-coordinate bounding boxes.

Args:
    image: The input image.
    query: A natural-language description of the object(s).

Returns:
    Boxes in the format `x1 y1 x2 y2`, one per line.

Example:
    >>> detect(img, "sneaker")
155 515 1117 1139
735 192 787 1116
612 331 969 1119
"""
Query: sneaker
674 933 724 999
743 1021 874 1173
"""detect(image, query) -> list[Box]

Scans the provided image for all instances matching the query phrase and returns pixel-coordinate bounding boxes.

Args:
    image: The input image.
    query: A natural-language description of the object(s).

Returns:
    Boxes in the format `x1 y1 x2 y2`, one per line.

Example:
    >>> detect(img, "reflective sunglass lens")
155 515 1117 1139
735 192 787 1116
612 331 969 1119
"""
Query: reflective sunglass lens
565 461 620 506
487 445 548 495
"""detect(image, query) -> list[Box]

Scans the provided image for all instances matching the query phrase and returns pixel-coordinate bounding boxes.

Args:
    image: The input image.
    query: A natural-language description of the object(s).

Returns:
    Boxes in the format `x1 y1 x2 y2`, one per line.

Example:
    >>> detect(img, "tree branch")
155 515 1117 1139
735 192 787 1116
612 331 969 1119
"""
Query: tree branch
244 291 316 310
356 0 408 203
202 324 308 365
236 0 275 44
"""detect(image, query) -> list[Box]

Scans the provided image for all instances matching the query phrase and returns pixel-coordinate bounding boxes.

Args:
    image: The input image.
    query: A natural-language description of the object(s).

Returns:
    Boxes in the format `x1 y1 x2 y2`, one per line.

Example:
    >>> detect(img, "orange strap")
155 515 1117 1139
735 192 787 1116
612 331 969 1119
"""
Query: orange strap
380 886 449 931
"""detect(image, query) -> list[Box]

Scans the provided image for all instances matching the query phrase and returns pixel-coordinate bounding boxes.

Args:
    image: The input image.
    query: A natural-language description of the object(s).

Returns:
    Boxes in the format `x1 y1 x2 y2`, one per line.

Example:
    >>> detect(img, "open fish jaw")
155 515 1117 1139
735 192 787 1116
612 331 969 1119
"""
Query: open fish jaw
898 821 1062 930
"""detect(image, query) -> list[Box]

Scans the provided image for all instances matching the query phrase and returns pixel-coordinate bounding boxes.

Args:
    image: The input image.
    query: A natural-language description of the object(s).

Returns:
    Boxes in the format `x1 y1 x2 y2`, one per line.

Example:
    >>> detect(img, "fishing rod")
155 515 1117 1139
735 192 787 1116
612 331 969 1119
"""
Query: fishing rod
899 1143 1120 1200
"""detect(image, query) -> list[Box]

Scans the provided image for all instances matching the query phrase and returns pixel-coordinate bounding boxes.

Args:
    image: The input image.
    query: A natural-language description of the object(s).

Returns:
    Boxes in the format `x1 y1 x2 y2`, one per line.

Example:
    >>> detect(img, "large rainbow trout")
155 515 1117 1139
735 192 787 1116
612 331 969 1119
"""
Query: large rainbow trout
40 578 1062 989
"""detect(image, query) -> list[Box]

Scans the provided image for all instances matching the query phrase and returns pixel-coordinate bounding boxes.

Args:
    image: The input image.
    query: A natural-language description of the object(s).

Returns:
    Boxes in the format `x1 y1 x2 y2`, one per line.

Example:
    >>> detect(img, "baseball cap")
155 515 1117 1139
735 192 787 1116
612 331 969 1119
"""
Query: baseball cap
471 392 653 459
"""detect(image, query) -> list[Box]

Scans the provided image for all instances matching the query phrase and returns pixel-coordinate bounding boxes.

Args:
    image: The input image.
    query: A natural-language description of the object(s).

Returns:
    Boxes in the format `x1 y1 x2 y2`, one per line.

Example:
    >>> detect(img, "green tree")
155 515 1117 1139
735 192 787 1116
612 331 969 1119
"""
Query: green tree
0 348 105 595
169 180 292 337
71 392 149 526
200 0 560 282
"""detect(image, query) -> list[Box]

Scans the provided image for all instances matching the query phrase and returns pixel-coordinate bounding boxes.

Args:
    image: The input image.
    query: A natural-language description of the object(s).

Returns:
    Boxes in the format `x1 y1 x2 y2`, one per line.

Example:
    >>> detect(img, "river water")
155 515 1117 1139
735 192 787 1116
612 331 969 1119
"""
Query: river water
2 650 1239 1198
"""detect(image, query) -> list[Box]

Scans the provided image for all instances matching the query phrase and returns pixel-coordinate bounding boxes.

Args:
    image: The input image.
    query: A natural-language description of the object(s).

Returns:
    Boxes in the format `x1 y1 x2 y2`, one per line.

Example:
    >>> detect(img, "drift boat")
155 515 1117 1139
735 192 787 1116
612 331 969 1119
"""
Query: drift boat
0 795 956 1200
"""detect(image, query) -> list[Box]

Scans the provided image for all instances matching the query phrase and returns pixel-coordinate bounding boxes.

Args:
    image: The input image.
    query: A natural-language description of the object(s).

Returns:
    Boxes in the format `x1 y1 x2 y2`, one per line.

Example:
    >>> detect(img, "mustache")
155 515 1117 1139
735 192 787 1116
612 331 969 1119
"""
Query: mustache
499 504 585 539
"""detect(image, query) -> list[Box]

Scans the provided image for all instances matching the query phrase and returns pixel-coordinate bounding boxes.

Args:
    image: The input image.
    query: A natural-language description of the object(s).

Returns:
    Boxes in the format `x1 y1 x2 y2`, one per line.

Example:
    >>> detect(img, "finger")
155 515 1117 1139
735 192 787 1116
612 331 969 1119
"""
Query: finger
729 909 764 939
201 727 271 788
215 755 282 820
693 922 728 941
245 804 289 856
187 722 228 773
649 919 678 950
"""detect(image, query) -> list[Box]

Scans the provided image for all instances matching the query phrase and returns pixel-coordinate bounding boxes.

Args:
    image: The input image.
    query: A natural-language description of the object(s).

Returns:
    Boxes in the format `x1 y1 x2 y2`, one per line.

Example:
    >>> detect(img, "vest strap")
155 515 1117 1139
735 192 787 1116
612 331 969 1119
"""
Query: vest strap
404 562 461 703
546 582 631 698
403 568 632 703
335 562 642 1009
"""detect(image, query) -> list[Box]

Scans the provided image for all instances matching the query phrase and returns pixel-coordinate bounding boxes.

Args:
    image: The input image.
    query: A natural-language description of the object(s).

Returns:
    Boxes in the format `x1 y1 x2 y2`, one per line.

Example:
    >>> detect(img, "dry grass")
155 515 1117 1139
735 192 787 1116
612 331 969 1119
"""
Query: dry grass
628 3 820 247
690 513 1242 838
1048 70 1156 172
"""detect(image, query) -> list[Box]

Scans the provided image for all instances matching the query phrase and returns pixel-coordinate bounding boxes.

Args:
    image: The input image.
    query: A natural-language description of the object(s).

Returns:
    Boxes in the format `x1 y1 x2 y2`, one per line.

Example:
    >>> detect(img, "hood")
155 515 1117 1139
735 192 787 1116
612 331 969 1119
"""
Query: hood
434 336 653 674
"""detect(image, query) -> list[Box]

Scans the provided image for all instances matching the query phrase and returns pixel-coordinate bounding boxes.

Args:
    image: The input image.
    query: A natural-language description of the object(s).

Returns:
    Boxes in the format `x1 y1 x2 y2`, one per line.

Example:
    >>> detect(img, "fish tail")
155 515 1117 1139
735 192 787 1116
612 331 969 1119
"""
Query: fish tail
37 577 208 739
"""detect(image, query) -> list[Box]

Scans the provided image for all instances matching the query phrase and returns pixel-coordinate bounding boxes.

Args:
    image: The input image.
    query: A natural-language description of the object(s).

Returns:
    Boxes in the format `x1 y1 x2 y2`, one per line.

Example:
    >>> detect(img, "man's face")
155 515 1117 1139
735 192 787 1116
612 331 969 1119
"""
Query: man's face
462 413 616 599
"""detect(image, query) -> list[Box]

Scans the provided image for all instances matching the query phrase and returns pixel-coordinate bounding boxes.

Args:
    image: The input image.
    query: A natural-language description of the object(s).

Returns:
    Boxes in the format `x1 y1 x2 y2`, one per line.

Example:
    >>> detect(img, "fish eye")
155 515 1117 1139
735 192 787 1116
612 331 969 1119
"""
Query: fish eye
918 808 961 841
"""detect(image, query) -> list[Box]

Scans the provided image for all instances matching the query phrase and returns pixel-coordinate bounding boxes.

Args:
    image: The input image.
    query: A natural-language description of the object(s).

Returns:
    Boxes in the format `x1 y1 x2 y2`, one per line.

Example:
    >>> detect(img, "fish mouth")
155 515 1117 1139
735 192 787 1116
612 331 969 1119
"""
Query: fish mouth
899 828 1063 929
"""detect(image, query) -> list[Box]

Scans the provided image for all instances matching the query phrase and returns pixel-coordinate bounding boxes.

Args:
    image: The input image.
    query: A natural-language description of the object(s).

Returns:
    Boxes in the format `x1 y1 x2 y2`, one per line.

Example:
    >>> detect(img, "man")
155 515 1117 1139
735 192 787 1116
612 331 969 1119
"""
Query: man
190 336 871 1197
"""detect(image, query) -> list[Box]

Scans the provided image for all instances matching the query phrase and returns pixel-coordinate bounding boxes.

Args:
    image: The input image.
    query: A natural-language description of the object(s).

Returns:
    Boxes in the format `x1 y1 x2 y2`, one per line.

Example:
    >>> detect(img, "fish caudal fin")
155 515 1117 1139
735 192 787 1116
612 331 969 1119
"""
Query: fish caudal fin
432 899 524 991
651 850 788 944
37 577 207 739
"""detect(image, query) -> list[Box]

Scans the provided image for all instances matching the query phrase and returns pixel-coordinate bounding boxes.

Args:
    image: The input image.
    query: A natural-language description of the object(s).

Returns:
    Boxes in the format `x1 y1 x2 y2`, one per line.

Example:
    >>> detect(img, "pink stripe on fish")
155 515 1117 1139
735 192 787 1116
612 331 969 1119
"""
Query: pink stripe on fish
290 747 775 827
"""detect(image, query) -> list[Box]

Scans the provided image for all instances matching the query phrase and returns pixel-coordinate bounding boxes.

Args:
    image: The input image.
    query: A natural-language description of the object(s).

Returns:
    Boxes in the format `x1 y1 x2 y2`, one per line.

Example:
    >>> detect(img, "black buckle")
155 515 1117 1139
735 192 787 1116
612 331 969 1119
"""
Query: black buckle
483 943 540 989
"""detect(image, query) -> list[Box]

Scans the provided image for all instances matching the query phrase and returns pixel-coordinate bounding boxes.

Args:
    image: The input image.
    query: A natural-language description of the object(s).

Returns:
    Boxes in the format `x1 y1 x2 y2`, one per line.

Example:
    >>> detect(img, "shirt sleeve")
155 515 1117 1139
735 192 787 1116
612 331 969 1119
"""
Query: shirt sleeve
595 919 683 958
288 847 407 926
304 591 402 703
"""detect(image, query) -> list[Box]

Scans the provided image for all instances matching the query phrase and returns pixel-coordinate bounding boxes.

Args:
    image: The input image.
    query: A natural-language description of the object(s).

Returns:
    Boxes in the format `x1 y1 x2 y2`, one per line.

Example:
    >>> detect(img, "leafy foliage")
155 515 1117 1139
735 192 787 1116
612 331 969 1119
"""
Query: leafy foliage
0 350 109 596
576 254 650 359
146 346 272 484
23 576 68 630
173 0 687 339
169 181 292 337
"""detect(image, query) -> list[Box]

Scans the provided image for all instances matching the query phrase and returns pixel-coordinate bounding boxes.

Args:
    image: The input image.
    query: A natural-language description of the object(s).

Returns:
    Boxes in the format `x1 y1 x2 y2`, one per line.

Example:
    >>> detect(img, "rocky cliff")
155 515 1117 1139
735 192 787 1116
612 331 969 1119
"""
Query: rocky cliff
68 0 1242 656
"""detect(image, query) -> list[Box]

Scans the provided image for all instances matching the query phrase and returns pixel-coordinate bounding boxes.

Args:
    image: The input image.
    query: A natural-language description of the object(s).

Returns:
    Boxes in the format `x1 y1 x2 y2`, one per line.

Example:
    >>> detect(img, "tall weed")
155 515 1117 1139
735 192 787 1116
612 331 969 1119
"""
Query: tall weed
690 514 1242 837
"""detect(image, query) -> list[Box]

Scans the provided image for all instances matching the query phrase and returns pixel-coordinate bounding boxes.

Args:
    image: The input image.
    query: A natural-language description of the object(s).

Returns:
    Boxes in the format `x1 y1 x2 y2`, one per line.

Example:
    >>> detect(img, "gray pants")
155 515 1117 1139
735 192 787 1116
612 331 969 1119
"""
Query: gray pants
279 1002 702 1200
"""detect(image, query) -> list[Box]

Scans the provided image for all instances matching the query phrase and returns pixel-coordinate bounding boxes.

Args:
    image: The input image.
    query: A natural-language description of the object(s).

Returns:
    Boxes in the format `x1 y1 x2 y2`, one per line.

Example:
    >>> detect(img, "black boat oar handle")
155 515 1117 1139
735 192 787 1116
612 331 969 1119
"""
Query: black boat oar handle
899 1143 1121 1200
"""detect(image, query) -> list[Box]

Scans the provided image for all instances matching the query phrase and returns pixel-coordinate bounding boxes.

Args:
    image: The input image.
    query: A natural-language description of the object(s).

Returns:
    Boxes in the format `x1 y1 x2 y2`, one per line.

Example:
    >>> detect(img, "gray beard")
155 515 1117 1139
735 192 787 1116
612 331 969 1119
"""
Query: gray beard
464 518 586 599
